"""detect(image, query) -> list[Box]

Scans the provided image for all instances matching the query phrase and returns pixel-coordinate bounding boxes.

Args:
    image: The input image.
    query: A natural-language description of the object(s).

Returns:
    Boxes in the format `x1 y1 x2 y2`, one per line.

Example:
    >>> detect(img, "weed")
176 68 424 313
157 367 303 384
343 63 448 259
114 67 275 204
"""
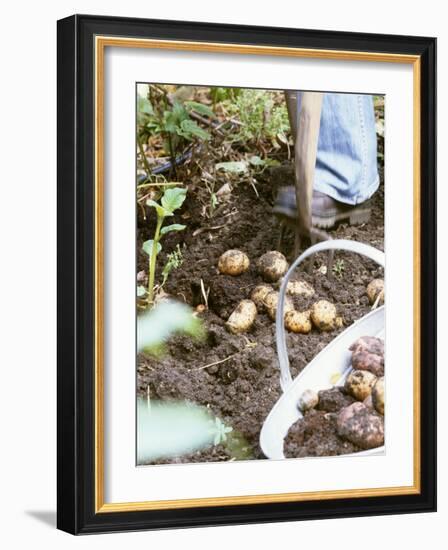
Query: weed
142 187 187 305
224 89 289 146
137 84 214 179
161 244 184 288
332 258 346 278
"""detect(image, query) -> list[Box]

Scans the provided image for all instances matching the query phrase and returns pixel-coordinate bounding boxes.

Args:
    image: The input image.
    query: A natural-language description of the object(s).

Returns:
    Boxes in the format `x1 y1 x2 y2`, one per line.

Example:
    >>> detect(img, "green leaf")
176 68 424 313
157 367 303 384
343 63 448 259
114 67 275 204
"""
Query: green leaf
248 155 265 166
137 285 147 297
146 199 172 219
172 101 190 123
163 111 179 134
215 161 248 174
161 187 187 213
179 119 210 141
142 240 162 258
185 101 214 118
138 96 154 115
137 301 205 353
160 223 186 236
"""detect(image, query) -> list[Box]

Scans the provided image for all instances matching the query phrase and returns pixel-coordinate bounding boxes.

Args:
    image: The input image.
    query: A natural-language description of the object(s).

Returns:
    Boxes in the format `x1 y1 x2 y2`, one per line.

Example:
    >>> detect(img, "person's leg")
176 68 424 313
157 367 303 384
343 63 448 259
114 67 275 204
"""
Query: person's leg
314 93 379 205
275 92 379 228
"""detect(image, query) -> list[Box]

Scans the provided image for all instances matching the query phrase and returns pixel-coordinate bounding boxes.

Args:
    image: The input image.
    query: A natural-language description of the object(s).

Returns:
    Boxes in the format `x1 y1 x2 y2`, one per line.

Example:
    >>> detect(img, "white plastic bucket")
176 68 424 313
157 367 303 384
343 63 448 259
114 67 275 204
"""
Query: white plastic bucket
259 239 385 460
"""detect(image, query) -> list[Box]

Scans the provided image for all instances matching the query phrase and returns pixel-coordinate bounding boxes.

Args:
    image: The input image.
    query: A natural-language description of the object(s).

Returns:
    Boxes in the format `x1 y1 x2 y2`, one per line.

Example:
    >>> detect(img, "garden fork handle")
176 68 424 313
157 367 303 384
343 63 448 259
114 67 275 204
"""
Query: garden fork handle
293 91 323 236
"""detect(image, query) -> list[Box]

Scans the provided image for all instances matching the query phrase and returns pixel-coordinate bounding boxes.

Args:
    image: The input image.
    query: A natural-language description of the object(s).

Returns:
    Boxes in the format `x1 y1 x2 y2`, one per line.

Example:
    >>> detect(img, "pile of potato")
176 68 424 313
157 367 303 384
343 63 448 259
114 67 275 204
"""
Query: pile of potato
217 249 344 335
296 335 385 450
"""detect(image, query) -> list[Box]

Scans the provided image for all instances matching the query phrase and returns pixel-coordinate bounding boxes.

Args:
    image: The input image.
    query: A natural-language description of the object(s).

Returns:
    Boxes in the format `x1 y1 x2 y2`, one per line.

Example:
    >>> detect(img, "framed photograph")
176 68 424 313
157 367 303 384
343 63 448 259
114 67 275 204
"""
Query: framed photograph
57 14 436 534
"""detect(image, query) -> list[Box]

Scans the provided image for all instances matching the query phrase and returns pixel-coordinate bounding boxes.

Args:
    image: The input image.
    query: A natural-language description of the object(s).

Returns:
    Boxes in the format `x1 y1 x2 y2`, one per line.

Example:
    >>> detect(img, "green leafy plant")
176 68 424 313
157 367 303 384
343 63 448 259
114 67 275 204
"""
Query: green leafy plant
137 85 214 178
142 187 187 305
210 86 240 107
209 417 233 446
161 244 184 288
332 258 346 279
224 89 289 146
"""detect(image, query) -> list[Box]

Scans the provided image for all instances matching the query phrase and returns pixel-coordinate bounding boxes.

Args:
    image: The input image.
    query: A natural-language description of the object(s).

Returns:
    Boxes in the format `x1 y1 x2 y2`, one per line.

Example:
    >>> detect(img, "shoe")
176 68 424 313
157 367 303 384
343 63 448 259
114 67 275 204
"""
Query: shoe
273 186 372 229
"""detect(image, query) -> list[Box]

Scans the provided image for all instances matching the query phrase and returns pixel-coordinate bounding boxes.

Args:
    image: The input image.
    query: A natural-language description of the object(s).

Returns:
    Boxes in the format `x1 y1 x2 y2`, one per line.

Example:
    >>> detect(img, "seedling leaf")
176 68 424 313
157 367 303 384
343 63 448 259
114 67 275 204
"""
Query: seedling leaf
142 239 162 258
146 199 172 219
160 224 186 236
161 187 187 213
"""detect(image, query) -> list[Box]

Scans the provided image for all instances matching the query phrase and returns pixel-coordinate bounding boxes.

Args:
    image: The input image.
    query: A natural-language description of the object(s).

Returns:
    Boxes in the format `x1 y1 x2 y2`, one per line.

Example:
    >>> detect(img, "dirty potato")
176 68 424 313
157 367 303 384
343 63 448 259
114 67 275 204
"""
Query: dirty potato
367 278 385 306
263 291 294 321
372 376 385 415
250 284 274 312
310 300 337 331
284 310 312 334
351 350 384 376
225 299 257 334
345 369 377 401
218 249 250 276
350 335 384 356
257 251 288 282
286 280 315 298
298 389 319 412
336 402 384 449
350 336 384 376
363 394 374 409
334 316 344 329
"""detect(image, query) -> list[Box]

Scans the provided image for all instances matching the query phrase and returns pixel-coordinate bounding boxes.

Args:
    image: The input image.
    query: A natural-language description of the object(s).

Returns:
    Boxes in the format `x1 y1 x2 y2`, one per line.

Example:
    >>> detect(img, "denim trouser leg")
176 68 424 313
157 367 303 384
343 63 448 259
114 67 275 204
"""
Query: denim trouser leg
289 92 380 206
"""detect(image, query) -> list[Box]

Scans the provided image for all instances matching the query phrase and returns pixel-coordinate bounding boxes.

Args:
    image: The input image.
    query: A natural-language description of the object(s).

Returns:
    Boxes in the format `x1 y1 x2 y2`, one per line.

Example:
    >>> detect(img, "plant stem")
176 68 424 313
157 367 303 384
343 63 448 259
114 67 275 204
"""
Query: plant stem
137 134 152 177
166 131 178 180
147 216 163 306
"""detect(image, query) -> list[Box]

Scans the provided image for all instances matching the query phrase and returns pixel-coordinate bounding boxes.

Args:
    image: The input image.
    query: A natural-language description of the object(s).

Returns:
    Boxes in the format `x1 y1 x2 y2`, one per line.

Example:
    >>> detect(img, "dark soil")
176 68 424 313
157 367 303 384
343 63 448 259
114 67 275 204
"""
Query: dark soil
150 444 231 465
137 162 384 463
284 388 360 458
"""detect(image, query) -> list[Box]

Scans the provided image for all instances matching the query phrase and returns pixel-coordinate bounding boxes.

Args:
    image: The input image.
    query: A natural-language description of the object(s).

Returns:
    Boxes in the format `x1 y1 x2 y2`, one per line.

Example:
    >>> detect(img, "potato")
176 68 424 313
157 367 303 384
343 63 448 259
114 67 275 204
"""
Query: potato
284 310 312 334
263 291 294 321
225 300 257 334
286 280 315 298
351 350 384 376
257 251 288 282
372 376 385 415
218 249 250 276
298 389 319 412
310 300 337 331
336 402 384 449
363 394 374 409
350 335 384 356
335 316 344 329
367 278 384 306
350 336 384 376
250 284 274 312
345 369 377 401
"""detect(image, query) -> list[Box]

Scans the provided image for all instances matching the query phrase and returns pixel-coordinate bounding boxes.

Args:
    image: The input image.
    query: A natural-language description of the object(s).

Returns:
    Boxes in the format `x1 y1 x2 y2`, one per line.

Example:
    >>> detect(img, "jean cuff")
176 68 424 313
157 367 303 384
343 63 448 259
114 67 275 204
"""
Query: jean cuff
314 175 380 206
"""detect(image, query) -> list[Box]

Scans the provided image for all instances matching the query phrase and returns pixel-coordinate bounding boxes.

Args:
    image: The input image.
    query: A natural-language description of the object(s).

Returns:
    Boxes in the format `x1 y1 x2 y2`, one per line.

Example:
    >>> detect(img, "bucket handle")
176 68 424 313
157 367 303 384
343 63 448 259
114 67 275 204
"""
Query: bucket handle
276 239 385 392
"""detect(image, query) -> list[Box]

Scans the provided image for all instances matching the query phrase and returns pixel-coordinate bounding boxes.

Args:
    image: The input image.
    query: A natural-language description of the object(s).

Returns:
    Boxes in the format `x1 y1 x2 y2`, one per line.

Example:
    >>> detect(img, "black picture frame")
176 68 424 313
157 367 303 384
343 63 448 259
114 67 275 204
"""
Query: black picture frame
57 14 436 534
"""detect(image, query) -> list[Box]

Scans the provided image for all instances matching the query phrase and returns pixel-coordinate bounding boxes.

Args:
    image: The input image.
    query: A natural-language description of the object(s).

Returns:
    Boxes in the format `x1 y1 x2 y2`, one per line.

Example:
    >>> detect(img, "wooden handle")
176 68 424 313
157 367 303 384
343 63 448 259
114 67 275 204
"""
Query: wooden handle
293 92 323 231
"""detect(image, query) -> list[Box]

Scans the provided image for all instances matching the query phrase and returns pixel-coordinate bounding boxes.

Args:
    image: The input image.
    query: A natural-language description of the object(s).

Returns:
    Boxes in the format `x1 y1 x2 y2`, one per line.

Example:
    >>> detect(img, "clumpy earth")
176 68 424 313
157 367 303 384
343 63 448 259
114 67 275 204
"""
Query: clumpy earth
137 162 384 463
284 388 360 458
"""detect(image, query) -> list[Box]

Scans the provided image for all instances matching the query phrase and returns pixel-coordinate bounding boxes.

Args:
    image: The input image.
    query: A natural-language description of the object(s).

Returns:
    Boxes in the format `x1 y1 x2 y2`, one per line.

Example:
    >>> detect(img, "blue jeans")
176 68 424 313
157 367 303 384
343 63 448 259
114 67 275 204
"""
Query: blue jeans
289 92 379 206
